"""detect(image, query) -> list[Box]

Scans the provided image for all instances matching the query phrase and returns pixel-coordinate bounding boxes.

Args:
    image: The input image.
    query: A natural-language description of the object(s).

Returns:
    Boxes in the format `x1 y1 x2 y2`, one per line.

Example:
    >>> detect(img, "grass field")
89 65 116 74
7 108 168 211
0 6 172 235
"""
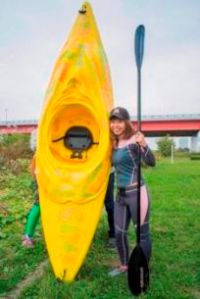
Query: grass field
0 157 200 298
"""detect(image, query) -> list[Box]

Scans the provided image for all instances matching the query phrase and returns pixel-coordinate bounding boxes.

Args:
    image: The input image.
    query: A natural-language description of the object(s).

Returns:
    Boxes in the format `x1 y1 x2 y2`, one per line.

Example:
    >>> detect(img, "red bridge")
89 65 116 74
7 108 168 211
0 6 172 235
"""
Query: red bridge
135 114 200 137
0 114 199 137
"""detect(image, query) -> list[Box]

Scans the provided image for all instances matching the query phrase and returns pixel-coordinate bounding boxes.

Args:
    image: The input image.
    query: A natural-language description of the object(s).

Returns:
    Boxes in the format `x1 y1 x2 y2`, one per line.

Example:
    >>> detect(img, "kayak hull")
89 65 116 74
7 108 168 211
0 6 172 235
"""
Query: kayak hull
36 2 113 281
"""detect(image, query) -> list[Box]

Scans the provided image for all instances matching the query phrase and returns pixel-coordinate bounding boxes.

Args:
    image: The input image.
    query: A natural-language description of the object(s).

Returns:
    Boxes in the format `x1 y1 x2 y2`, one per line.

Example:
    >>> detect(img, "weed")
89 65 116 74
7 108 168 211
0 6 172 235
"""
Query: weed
0 154 200 298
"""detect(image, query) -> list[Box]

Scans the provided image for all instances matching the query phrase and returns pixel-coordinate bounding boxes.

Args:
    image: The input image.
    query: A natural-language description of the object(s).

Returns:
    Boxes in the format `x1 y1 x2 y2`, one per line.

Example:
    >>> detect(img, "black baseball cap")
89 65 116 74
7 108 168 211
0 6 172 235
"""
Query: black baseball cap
109 107 130 120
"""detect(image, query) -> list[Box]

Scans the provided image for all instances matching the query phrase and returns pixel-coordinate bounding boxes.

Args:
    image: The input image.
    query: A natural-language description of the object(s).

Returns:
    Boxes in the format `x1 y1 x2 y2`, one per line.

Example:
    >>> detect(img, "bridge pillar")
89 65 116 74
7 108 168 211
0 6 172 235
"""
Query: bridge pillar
190 131 200 152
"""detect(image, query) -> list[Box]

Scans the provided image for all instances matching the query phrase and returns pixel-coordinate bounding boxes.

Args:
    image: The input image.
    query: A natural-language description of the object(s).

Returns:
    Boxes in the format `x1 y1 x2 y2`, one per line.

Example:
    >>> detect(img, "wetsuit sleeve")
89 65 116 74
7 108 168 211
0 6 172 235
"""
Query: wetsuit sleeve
140 145 156 166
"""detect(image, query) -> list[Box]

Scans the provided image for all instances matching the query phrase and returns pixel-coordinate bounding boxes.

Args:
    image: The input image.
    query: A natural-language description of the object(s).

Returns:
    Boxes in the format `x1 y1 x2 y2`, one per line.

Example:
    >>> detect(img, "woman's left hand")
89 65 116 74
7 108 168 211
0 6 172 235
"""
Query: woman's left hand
135 131 147 147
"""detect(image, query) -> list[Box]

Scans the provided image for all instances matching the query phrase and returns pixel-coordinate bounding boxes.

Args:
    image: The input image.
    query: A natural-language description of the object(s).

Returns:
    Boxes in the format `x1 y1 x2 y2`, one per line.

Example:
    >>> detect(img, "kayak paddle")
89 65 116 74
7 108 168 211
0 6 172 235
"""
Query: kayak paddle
127 24 150 296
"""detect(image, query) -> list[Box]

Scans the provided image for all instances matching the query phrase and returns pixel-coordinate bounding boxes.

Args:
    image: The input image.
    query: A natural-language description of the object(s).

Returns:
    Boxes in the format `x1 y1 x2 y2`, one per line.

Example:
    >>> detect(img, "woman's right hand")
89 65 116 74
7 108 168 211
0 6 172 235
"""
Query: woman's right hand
135 131 147 148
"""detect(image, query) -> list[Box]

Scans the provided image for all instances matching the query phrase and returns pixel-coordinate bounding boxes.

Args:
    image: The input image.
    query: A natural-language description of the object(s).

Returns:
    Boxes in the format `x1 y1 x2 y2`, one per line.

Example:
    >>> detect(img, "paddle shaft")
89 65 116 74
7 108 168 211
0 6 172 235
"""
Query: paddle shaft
135 25 145 245
136 65 141 245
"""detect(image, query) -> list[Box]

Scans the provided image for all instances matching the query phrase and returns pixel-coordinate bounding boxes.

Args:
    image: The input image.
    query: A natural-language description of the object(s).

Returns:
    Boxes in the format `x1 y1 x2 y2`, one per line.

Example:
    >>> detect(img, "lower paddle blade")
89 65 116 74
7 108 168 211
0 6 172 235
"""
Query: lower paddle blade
128 245 149 296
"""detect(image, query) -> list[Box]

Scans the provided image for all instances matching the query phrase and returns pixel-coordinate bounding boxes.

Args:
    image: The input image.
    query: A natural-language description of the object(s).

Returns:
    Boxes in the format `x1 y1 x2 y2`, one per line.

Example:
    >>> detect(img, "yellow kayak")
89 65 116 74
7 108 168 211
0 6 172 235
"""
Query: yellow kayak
36 1 113 281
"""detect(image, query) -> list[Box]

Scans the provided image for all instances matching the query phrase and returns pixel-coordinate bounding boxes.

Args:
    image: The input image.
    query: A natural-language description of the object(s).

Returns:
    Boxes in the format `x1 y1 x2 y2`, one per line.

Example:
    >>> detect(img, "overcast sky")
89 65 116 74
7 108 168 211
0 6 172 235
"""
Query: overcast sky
1 0 200 121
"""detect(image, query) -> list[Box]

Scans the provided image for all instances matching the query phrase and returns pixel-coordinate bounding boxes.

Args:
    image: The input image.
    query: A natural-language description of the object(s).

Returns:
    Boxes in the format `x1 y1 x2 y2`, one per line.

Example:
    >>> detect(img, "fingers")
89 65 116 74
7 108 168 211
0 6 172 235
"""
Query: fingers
135 131 147 147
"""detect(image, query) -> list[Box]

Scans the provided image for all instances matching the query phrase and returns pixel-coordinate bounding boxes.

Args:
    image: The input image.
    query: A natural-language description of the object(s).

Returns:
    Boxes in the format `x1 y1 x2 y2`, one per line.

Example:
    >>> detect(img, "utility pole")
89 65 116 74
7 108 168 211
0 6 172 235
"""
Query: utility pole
5 108 8 126
171 141 174 164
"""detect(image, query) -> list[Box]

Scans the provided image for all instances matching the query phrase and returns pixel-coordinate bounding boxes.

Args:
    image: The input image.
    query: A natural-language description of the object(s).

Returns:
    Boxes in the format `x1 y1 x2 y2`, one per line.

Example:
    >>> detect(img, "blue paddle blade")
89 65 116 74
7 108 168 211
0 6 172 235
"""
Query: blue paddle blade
135 25 145 69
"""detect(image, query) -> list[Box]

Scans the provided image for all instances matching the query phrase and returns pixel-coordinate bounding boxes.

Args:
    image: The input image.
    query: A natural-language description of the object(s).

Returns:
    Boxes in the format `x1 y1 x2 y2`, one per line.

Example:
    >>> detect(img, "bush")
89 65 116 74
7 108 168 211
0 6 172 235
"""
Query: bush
0 134 32 174
157 135 175 157
190 152 200 160
175 151 190 158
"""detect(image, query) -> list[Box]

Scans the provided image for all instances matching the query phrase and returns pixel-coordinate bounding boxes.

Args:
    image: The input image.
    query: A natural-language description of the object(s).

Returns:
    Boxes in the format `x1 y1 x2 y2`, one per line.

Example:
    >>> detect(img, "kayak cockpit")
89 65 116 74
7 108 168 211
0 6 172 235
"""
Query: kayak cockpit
52 126 99 159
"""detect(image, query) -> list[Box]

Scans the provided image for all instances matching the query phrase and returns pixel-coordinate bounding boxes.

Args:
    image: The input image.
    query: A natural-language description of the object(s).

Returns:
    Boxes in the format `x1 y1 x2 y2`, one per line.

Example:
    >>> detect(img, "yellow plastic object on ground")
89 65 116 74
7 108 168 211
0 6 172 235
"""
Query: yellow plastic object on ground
36 2 113 282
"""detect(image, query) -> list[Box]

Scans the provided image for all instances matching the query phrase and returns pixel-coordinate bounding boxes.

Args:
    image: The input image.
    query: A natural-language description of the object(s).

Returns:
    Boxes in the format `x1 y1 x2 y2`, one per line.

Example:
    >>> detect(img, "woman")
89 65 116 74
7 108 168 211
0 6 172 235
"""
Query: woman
109 107 155 276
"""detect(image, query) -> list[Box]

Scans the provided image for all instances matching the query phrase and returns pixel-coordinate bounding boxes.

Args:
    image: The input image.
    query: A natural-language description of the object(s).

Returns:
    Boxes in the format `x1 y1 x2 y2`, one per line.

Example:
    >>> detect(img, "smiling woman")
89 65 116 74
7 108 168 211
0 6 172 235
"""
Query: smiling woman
108 105 155 290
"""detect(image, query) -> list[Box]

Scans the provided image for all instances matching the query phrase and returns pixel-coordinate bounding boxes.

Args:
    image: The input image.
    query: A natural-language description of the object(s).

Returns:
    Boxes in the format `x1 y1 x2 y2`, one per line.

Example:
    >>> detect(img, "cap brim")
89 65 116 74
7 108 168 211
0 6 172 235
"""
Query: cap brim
109 113 124 120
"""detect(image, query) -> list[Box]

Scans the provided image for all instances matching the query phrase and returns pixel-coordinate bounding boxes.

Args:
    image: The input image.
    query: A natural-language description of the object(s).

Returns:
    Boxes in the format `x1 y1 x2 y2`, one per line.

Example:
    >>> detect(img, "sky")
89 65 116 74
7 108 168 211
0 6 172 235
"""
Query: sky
1 0 200 121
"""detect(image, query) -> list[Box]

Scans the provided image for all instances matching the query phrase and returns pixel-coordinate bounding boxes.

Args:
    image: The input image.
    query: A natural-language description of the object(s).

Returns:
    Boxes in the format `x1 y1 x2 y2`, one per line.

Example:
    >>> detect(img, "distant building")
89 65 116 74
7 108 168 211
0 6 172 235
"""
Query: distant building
178 137 189 150
30 129 37 151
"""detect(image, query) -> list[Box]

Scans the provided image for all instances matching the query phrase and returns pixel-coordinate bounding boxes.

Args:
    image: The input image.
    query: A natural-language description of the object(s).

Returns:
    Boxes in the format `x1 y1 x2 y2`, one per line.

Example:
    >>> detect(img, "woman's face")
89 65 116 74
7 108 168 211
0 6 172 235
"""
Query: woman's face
110 118 126 137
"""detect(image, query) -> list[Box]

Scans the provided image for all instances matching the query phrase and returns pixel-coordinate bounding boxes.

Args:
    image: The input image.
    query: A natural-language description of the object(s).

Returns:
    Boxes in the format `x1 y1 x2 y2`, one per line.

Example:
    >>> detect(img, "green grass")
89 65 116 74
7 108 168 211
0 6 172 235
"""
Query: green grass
1 157 200 298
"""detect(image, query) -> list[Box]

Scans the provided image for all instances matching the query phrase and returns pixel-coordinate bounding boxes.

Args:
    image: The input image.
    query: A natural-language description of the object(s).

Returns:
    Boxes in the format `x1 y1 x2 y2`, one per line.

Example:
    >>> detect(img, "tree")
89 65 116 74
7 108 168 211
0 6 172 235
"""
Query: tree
157 135 175 157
